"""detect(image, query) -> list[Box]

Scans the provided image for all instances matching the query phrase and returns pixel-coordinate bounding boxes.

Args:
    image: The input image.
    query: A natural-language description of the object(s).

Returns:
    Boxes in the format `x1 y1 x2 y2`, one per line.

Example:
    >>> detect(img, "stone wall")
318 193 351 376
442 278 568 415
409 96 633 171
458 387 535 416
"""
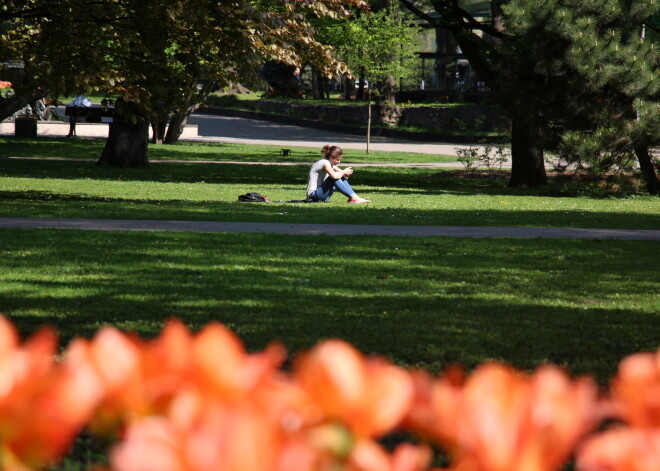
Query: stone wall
239 100 510 133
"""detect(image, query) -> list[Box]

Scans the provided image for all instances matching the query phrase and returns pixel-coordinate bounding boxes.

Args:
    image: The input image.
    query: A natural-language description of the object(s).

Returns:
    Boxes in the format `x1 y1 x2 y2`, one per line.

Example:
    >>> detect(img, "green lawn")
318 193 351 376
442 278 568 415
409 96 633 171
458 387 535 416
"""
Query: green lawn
1 145 658 229
0 136 659 387
0 136 458 164
2 229 658 386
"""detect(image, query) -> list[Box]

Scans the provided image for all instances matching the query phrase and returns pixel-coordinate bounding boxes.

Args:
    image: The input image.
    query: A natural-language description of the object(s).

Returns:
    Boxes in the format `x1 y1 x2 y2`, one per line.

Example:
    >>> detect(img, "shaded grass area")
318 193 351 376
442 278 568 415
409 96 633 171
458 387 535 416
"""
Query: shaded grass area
1 228 658 384
0 136 457 164
1 158 659 229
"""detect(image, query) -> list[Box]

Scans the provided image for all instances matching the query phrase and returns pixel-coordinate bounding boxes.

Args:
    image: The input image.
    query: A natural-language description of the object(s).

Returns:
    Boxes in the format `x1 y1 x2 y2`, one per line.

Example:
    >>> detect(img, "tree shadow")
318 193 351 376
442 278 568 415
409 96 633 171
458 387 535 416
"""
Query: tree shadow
1 189 658 229
1 230 658 385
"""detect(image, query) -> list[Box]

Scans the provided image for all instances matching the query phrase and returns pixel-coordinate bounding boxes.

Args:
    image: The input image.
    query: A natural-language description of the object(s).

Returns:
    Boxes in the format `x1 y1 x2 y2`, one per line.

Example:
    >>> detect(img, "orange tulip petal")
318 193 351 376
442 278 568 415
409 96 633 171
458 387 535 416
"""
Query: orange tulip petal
577 427 660 471
611 347 660 428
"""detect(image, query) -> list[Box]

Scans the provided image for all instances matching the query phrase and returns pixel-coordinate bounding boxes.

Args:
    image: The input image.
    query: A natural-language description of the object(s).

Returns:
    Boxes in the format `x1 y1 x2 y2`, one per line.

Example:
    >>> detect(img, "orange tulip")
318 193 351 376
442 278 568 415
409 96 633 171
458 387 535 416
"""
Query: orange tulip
609 347 660 428
73 320 200 435
577 427 660 471
0 316 100 470
404 366 463 445
68 326 145 435
191 322 286 402
110 390 280 471
139 319 195 411
294 340 413 439
408 363 600 471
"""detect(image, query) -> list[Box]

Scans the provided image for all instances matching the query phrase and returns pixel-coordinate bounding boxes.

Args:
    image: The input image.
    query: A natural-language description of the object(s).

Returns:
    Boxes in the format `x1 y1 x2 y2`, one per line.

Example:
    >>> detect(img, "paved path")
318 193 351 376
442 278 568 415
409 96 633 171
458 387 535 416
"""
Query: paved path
186 114 480 156
1 111 492 157
1 218 658 240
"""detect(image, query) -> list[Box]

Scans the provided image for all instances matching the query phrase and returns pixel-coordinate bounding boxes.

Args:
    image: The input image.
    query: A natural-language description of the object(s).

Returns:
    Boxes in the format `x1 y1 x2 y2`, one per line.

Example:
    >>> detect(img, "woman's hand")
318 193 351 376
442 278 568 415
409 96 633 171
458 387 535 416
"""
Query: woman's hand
325 161 353 180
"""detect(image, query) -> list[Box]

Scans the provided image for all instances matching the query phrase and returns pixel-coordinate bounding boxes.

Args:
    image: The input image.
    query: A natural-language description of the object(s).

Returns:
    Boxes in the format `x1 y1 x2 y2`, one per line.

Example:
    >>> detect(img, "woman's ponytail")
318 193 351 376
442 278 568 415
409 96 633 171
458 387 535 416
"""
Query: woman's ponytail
322 145 342 160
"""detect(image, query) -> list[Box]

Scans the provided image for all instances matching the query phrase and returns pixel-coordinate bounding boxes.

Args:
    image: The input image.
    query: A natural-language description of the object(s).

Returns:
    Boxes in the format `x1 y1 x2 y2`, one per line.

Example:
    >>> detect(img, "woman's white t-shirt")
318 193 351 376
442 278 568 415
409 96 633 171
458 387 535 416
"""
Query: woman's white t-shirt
306 159 329 198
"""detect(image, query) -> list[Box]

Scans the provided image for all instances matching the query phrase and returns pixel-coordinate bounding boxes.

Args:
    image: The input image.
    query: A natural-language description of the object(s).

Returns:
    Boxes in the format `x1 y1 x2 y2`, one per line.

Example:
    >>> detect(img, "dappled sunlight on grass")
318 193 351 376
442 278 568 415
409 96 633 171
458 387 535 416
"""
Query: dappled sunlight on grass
1 156 658 228
1 229 658 384
0 136 456 164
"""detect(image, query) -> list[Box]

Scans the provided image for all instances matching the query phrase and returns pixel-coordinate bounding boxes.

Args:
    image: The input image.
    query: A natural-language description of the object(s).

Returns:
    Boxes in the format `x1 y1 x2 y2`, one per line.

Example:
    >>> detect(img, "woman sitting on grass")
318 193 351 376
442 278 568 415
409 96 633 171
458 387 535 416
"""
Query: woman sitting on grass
306 145 371 203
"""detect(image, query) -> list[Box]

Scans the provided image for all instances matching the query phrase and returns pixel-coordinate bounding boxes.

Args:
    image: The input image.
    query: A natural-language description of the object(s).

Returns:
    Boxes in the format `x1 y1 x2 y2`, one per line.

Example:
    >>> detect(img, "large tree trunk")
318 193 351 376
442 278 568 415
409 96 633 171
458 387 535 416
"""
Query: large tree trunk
634 144 660 195
356 74 366 100
508 116 547 188
97 115 149 167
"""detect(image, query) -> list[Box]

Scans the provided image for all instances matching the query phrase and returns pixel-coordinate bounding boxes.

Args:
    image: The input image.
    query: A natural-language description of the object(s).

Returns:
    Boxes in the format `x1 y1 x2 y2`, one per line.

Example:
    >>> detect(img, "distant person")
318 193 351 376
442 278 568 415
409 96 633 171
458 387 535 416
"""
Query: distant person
67 95 92 137
293 67 303 97
71 95 92 107
306 145 371 203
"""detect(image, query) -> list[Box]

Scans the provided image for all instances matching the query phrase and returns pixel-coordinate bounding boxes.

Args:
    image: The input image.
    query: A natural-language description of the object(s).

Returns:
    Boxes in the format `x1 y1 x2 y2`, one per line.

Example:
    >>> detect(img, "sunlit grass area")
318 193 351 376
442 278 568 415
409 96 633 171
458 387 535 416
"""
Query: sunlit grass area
2 228 658 385
0 136 457 164
1 154 658 229
1 135 658 384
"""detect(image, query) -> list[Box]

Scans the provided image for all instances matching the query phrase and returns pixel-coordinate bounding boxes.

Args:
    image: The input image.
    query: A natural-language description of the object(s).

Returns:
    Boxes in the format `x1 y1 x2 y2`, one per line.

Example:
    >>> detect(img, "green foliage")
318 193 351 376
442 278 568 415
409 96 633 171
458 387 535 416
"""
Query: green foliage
327 4 420 84
556 125 637 176
454 146 480 174
500 0 660 146
402 0 659 187
1 0 366 118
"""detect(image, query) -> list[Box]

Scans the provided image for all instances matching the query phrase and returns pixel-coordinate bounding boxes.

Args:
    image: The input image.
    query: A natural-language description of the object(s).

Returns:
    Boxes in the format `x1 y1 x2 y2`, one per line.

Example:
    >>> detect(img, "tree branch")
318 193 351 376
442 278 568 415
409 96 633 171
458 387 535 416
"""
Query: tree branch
430 0 510 39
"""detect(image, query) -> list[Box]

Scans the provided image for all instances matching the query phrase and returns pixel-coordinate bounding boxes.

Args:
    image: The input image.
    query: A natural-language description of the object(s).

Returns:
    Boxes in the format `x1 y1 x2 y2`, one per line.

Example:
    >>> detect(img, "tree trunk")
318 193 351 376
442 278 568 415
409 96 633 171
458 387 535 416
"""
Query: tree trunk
164 109 190 144
379 77 396 105
322 76 330 99
151 117 167 144
356 74 366 100
508 116 547 188
367 89 372 154
311 67 322 100
162 79 216 144
97 115 149 167
344 77 354 100
634 144 660 195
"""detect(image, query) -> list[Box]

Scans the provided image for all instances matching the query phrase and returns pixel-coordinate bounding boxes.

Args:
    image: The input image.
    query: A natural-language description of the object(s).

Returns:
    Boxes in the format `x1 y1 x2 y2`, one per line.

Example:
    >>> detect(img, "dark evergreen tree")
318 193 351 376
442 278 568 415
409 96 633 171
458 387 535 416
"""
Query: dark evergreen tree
400 0 659 191
525 0 660 193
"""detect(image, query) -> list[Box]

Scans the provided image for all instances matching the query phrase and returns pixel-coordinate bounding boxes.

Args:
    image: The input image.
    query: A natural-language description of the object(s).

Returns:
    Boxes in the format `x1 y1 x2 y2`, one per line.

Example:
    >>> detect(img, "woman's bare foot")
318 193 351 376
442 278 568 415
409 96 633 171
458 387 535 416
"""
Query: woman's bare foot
347 196 371 204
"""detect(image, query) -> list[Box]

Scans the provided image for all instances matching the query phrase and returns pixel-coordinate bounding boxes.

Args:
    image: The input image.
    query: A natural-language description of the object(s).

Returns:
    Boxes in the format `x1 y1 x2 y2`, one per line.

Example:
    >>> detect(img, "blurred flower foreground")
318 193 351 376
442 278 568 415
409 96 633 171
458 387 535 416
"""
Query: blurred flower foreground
0 315 658 471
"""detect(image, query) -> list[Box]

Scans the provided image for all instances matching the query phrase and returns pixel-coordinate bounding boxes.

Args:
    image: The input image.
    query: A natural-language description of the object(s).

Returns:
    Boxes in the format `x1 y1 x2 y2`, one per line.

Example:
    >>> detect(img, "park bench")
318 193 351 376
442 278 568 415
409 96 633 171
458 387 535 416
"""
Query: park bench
65 105 114 137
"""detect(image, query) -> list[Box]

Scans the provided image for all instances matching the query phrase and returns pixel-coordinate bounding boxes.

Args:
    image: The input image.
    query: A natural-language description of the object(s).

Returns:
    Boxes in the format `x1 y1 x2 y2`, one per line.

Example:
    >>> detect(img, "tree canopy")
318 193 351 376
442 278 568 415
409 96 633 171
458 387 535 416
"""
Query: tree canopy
1 0 366 163
328 4 419 91
400 0 659 191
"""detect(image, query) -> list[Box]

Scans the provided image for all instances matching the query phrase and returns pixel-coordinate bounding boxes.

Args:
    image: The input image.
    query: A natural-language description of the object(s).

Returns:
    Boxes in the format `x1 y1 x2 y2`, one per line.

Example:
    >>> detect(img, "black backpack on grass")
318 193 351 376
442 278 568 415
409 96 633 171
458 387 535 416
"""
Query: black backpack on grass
238 192 315 203
238 192 272 202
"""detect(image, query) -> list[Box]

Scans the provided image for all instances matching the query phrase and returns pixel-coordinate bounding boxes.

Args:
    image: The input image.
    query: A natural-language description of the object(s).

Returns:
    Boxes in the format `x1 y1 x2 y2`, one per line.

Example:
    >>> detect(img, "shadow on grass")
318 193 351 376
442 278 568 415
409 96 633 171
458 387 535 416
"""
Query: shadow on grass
3 150 658 199
1 230 658 384
0 156 641 197
1 136 452 164
1 189 659 229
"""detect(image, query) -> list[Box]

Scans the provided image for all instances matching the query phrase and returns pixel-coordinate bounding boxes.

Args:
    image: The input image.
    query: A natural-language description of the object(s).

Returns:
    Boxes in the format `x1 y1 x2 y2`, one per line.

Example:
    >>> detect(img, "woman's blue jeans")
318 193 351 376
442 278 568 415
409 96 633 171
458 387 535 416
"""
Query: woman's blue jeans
312 177 356 202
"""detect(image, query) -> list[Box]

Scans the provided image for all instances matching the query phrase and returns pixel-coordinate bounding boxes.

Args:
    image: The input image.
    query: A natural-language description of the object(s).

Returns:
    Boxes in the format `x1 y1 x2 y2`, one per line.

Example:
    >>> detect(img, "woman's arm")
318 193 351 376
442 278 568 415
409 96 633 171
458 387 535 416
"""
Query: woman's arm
323 161 353 179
